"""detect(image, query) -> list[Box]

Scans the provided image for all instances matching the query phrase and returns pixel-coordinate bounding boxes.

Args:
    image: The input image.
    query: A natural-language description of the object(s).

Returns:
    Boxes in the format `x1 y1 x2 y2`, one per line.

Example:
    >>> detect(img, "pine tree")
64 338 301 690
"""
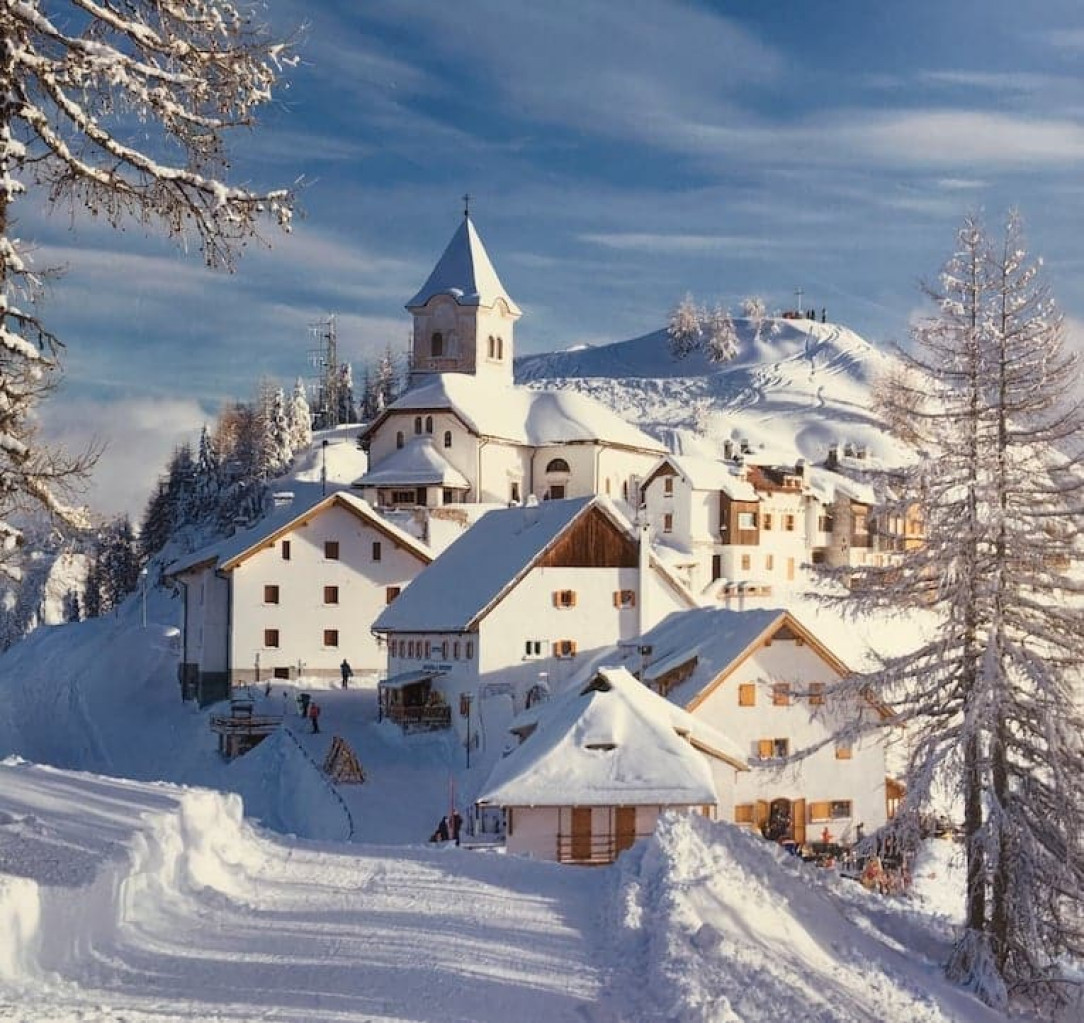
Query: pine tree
667 293 702 359
375 344 400 411
828 212 1084 1008
0 1 295 530
288 378 313 453
338 363 357 424
704 304 739 363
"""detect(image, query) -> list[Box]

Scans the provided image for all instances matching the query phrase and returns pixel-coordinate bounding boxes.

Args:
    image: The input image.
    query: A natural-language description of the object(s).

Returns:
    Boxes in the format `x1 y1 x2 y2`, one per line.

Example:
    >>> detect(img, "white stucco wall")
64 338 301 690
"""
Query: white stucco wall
178 565 229 674
689 639 888 842
228 503 428 683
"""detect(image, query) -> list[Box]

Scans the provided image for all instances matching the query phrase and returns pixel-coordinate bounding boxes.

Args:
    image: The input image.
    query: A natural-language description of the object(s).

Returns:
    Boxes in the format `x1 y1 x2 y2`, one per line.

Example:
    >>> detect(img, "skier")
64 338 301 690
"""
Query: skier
308 701 321 734
297 692 311 718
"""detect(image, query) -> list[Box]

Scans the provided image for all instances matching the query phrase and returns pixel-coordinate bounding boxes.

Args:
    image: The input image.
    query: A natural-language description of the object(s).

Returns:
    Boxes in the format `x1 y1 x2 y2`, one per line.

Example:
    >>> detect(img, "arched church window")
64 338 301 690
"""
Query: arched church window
425 416 433 434
443 430 452 449
496 337 504 360
396 431 404 449
431 332 443 357
546 458 571 474
487 335 495 359
414 416 422 435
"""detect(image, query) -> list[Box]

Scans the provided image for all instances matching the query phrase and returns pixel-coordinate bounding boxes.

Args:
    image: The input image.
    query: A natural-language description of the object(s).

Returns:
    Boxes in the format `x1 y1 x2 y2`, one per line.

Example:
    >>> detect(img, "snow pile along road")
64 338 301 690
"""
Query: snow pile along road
606 812 1008 1023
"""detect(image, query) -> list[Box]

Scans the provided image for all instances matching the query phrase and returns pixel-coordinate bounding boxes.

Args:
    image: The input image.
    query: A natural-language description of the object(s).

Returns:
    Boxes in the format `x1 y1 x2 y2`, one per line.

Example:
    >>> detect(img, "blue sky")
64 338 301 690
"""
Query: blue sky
32 0 1084 518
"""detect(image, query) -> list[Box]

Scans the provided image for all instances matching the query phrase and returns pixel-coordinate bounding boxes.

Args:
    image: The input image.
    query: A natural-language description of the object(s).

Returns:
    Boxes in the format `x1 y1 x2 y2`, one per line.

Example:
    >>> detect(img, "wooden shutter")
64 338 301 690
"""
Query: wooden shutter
792 798 806 843
615 806 636 853
754 800 769 832
809 801 831 822
758 738 773 759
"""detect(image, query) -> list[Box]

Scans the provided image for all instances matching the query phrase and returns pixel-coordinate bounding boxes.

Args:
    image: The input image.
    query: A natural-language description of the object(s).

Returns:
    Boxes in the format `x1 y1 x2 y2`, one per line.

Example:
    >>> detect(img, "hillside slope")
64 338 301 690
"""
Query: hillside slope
516 317 915 470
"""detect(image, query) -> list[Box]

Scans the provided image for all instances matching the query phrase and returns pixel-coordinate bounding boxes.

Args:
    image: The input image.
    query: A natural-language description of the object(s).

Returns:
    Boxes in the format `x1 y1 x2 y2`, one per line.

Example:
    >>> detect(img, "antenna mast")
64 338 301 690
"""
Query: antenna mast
307 315 341 430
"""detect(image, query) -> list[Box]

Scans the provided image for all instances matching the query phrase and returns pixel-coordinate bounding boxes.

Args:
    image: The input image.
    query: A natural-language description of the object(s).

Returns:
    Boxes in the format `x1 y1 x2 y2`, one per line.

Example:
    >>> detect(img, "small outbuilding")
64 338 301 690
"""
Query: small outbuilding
476 666 747 864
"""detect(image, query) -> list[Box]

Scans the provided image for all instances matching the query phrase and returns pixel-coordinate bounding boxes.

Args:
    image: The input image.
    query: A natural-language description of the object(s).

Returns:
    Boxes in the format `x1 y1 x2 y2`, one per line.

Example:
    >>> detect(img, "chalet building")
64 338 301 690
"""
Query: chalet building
476 667 747 864
612 607 894 846
167 491 432 705
354 213 665 511
641 453 923 597
371 496 696 737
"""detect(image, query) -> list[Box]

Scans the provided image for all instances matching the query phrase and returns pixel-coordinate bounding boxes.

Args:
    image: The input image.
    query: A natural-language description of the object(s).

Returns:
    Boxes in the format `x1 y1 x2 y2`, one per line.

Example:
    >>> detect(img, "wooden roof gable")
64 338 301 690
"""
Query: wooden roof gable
536 503 638 569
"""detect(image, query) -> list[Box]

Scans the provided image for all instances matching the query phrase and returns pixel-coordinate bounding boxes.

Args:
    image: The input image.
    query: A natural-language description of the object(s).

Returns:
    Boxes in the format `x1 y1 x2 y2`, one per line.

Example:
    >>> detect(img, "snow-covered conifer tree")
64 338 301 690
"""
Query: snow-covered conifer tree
667 293 702 359
0 1 295 530
375 344 400 411
825 212 1084 1008
338 363 357 425
704 304 739 363
287 378 313 454
741 295 767 342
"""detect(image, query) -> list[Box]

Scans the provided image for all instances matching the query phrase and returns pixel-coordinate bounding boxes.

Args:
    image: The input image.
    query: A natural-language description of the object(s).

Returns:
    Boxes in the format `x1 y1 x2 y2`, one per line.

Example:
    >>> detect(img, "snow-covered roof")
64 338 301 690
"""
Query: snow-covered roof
617 606 849 710
166 491 432 577
406 215 522 315
477 667 744 808
354 437 471 489
362 374 665 453
655 453 758 500
374 496 606 633
805 466 876 506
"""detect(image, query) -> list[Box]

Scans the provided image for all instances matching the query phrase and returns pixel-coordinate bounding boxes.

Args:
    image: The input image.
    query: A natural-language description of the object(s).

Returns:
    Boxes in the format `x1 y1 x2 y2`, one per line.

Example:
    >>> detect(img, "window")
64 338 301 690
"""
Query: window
281 540 291 561
465 641 475 659
810 800 854 822
396 431 404 450
818 514 834 533
324 629 339 647
854 514 868 534
414 416 422 435
386 586 401 604
664 476 673 495
546 458 571 474
757 737 789 759
738 683 756 707
784 514 796 531
771 683 791 707
738 511 756 530
425 415 433 434
324 540 340 560
740 554 751 571
389 639 398 657
613 589 636 609
372 541 382 562
524 640 547 658
407 640 415 658
264 629 280 648
392 490 416 504
765 554 774 571
264 584 280 604
510 481 520 503
444 430 452 449
835 741 853 760
554 639 578 658
324 585 339 605
734 804 755 824
762 513 773 530
453 641 460 659
431 331 443 357
553 589 577 608
809 682 826 705
424 641 431 658
663 513 673 533
439 640 448 659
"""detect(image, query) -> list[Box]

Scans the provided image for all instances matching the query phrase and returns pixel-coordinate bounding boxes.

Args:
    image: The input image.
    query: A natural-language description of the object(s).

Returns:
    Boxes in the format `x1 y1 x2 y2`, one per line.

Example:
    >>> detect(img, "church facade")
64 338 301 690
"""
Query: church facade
354 214 665 510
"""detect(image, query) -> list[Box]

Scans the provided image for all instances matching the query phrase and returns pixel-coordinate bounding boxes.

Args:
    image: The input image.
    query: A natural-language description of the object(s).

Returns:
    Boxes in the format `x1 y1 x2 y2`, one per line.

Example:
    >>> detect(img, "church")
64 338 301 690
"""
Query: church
353 212 665 509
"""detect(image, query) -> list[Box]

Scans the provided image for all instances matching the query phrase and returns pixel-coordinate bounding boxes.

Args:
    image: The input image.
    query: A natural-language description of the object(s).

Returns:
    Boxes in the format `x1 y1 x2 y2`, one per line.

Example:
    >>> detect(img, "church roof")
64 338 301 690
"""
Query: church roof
362 373 666 453
406 216 522 315
354 437 471 490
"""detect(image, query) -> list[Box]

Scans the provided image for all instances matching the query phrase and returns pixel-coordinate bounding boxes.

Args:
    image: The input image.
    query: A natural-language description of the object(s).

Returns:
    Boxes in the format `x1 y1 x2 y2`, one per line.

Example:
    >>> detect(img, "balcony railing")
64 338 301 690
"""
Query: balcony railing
555 830 652 864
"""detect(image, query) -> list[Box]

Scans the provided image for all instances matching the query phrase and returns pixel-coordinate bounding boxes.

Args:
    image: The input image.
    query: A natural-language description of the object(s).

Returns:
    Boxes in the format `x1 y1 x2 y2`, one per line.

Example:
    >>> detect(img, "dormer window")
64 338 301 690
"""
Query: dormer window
431 331 443 357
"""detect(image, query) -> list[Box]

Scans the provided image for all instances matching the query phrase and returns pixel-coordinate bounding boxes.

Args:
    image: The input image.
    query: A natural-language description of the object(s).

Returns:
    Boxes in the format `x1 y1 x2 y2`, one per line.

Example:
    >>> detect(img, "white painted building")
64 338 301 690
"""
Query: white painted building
476 667 747 864
371 496 696 737
355 214 665 510
611 607 895 846
168 491 432 705
641 453 923 598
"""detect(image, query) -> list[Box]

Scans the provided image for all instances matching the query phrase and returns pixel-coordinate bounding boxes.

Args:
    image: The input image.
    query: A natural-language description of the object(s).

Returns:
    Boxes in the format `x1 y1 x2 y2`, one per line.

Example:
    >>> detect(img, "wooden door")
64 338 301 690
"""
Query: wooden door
792 798 806 844
571 807 592 861
711 554 722 581
615 806 636 854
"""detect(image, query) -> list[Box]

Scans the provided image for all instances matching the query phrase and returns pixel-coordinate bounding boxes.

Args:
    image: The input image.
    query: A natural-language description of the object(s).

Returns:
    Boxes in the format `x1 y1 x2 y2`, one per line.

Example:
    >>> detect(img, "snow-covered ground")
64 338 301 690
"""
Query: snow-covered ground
0 329 1075 1021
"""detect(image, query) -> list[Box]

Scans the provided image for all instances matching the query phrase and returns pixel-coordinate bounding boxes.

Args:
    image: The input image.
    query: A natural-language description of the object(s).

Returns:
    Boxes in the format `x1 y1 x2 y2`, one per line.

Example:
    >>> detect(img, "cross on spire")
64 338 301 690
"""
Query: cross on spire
462 193 471 219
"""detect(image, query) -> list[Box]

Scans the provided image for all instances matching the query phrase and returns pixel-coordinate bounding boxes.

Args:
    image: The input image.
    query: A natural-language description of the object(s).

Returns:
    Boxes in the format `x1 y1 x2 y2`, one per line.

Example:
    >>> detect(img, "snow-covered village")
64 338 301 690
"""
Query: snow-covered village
2 4 1084 1023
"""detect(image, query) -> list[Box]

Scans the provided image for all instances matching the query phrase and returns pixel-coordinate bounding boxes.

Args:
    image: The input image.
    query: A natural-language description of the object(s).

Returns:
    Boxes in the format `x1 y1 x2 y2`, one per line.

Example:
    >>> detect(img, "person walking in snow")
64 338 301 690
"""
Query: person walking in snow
298 692 311 718
450 809 463 847
340 659 353 689
308 701 321 734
